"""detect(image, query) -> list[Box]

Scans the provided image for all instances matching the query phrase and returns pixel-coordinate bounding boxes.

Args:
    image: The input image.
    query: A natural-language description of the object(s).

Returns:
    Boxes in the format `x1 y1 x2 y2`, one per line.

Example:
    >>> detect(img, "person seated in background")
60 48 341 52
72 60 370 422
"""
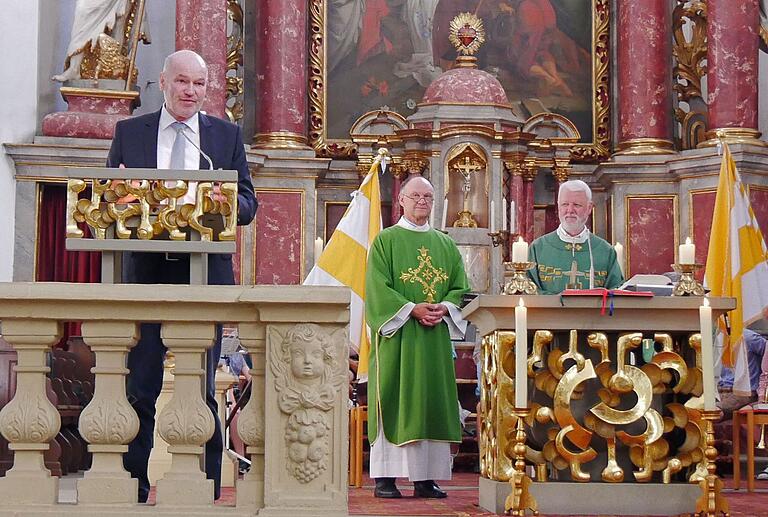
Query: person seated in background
718 329 768 414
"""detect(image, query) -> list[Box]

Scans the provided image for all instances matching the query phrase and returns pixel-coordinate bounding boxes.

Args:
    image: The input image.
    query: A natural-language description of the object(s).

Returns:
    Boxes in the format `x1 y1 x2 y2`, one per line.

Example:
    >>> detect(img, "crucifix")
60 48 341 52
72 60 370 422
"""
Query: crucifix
565 260 586 289
452 156 484 228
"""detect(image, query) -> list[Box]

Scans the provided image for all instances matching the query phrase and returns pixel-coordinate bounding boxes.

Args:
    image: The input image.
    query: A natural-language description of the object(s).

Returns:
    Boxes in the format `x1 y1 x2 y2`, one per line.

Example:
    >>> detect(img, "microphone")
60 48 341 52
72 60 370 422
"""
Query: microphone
178 126 214 170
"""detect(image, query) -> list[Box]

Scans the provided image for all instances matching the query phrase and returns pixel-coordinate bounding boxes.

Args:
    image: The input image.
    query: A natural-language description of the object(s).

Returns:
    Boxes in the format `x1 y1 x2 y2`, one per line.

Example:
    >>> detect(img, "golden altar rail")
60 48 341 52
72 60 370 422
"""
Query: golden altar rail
463 294 735 516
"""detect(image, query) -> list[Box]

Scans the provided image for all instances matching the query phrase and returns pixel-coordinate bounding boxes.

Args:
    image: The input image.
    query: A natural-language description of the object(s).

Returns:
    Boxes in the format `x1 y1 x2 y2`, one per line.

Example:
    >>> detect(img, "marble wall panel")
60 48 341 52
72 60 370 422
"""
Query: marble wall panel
626 196 677 276
690 190 716 268
253 190 303 285
750 186 768 238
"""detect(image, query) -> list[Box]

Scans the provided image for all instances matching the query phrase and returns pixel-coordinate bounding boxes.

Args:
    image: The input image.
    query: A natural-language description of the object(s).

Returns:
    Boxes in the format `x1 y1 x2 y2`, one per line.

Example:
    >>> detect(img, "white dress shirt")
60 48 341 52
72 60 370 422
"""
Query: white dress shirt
157 106 201 204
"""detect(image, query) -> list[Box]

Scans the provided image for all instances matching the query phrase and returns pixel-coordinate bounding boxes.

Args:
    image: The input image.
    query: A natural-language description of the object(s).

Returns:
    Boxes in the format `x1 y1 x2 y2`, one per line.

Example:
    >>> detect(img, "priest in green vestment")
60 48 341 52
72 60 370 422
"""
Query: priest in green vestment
528 179 623 294
365 176 470 499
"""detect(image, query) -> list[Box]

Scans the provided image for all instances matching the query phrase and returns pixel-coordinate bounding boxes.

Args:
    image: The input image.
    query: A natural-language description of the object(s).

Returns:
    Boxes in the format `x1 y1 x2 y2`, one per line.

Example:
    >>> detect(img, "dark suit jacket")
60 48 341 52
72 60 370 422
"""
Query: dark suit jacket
107 109 257 285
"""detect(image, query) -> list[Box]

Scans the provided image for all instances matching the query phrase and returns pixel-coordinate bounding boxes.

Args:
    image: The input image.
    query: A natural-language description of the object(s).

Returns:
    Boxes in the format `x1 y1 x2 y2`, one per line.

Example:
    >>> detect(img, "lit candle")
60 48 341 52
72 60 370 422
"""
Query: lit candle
512 236 528 263
614 242 625 277
515 298 528 408
441 197 448 229
502 200 508 231
699 297 716 410
510 201 516 234
490 200 495 233
314 237 323 265
679 236 696 265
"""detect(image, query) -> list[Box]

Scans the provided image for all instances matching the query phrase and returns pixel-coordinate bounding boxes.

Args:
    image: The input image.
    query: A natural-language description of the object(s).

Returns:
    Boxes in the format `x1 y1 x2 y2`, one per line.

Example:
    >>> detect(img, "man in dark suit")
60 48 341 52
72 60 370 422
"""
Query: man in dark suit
107 49 257 503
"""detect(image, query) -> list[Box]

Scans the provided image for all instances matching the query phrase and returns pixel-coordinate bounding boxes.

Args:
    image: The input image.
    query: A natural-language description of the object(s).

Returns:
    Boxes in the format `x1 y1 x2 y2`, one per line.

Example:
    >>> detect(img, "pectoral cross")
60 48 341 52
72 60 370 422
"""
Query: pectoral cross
565 260 586 289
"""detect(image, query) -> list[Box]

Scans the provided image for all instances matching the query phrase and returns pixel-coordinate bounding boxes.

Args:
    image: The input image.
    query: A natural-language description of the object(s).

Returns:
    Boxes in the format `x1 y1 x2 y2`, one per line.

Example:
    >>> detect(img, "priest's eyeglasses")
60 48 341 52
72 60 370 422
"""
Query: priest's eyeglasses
403 193 434 203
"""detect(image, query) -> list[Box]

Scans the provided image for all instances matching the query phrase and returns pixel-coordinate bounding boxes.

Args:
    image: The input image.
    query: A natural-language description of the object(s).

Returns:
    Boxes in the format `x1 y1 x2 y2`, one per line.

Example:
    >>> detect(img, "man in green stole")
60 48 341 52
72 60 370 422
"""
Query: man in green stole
528 180 623 294
365 176 470 499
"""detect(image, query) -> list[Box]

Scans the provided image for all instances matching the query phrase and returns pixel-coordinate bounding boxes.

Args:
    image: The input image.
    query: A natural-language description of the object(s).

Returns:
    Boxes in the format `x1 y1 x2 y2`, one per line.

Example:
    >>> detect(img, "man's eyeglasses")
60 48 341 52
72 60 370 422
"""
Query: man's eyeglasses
402 193 434 203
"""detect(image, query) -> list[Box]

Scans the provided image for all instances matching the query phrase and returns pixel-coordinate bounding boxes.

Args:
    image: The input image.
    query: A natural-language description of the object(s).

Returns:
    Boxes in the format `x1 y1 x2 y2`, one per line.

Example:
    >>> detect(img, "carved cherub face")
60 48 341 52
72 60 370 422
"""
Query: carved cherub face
290 338 326 380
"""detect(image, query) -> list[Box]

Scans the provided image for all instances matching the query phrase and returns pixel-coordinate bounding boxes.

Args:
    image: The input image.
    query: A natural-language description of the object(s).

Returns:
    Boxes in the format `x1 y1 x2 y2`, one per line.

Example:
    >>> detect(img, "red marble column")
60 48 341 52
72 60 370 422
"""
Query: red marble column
616 0 674 154
509 173 525 238
705 0 761 143
176 0 228 120
253 0 310 149
523 180 535 243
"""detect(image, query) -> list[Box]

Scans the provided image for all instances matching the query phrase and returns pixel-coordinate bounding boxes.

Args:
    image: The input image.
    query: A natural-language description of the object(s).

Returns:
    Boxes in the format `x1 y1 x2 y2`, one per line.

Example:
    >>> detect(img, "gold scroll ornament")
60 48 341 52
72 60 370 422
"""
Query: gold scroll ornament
66 178 238 242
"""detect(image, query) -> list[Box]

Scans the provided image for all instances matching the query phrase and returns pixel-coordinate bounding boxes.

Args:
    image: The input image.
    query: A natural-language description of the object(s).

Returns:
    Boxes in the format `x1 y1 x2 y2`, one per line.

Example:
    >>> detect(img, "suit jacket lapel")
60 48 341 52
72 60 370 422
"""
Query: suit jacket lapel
199 112 214 170
144 111 160 168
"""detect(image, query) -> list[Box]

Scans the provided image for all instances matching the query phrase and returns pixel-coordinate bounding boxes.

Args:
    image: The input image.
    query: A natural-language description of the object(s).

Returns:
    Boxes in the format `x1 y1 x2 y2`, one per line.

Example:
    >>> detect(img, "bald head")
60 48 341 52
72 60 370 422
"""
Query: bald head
159 50 208 121
399 176 435 226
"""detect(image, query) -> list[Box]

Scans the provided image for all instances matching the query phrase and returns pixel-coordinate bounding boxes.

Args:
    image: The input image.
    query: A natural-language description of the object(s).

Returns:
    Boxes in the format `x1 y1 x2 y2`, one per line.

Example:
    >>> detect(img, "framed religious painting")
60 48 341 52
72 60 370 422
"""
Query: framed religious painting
309 0 610 161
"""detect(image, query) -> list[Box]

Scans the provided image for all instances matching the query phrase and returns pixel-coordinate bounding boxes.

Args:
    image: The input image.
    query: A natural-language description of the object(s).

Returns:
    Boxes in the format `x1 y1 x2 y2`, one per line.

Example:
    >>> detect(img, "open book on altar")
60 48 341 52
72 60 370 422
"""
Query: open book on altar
560 287 653 315
561 288 654 297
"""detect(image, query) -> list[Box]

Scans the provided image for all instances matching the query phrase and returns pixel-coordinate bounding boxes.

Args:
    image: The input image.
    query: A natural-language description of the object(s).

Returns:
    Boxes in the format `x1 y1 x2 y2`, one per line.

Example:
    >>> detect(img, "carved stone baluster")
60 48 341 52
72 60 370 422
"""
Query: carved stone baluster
236 322 266 510
0 319 62 503
155 322 216 506
77 321 140 504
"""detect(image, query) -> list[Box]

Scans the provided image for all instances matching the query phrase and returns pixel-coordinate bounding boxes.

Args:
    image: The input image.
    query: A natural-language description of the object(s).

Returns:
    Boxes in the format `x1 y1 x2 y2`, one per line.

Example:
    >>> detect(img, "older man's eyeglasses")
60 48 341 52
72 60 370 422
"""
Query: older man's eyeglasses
403 193 434 203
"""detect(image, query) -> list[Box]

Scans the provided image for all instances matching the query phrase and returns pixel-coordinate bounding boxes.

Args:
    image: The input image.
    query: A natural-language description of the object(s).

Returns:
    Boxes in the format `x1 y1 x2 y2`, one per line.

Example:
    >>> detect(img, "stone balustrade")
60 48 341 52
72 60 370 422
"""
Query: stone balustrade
0 282 350 517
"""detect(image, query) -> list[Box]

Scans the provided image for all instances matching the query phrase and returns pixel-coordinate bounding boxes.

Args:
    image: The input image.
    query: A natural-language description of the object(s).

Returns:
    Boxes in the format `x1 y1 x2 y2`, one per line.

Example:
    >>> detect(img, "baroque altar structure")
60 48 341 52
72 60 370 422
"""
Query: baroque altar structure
1 0 768 514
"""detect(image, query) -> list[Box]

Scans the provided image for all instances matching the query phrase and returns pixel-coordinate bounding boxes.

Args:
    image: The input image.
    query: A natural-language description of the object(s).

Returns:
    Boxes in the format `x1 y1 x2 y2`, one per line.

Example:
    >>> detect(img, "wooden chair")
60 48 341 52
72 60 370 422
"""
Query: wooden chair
732 405 768 491
348 405 367 488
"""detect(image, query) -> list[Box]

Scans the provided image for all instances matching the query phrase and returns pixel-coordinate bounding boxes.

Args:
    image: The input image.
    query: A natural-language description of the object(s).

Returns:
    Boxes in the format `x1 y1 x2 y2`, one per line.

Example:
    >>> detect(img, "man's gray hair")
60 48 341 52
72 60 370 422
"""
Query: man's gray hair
162 49 208 74
558 179 592 202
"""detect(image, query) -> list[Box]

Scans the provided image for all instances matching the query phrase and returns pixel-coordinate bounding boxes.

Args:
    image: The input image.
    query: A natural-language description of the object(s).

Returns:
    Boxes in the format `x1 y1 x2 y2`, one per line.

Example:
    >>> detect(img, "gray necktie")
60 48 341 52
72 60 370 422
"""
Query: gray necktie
169 121 188 169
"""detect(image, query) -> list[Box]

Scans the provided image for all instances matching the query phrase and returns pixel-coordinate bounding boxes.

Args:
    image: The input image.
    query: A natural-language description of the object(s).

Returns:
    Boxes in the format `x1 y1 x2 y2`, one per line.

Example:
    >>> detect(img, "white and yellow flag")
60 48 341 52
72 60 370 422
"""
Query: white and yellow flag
303 150 386 379
705 141 768 396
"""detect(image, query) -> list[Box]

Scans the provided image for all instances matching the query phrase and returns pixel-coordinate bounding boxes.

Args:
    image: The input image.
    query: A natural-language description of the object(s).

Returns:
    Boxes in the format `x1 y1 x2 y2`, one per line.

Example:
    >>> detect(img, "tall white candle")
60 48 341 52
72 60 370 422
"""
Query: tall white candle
502 200 508 231
314 237 323 265
515 298 528 408
430 197 436 226
614 242 625 277
679 236 696 264
510 200 516 234
699 297 716 410
441 197 448 229
512 236 528 263
490 200 496 233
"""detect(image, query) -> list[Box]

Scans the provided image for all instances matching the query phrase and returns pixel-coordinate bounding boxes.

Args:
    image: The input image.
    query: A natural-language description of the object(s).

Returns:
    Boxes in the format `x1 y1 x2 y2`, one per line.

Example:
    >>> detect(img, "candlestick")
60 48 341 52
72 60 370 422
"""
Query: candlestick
314 237 323 265
614 242 625 277
515 298 528 408
512 236 528 263
490 200 496 233
510 200 516 234
441 197 448 229
679 236 696 265
430 197 436 227
699 297 716 410
502 200 507 231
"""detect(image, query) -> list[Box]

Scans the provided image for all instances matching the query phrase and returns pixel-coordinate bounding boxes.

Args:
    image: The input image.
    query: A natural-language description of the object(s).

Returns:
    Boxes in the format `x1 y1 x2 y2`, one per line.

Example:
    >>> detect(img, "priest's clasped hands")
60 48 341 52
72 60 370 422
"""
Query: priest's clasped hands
411 303 448 327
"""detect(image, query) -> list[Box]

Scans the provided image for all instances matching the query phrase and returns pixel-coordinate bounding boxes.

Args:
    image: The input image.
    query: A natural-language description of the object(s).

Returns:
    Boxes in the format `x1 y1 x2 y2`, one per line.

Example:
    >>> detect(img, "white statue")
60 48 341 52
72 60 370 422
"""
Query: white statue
53 0 150 83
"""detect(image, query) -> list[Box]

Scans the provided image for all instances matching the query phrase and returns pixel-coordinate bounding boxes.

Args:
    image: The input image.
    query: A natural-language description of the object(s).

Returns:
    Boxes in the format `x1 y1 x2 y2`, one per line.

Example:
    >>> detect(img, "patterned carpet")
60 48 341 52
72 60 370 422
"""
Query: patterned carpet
149 472 768 515
347 472 768 516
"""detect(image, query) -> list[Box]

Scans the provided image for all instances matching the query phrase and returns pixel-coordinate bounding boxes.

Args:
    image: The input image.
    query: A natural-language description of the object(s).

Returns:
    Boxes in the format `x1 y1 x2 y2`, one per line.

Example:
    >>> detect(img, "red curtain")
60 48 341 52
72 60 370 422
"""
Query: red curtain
36 184 101 347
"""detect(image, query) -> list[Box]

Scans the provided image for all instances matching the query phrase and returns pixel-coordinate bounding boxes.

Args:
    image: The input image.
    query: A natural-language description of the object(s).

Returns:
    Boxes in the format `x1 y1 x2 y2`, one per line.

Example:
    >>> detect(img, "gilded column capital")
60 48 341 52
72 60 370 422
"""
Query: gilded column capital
402 156 429 176
522 158 539 182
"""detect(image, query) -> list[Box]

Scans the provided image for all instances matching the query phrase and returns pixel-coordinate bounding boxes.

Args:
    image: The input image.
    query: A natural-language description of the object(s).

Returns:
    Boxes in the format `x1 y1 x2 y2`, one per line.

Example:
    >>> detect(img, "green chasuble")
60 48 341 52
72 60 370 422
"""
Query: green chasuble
365 225 470 446
528 230 624 294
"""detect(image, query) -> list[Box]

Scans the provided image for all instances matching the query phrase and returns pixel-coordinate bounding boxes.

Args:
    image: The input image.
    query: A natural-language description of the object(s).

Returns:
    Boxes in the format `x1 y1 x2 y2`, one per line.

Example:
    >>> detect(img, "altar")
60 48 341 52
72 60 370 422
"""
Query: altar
463 294 736 516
